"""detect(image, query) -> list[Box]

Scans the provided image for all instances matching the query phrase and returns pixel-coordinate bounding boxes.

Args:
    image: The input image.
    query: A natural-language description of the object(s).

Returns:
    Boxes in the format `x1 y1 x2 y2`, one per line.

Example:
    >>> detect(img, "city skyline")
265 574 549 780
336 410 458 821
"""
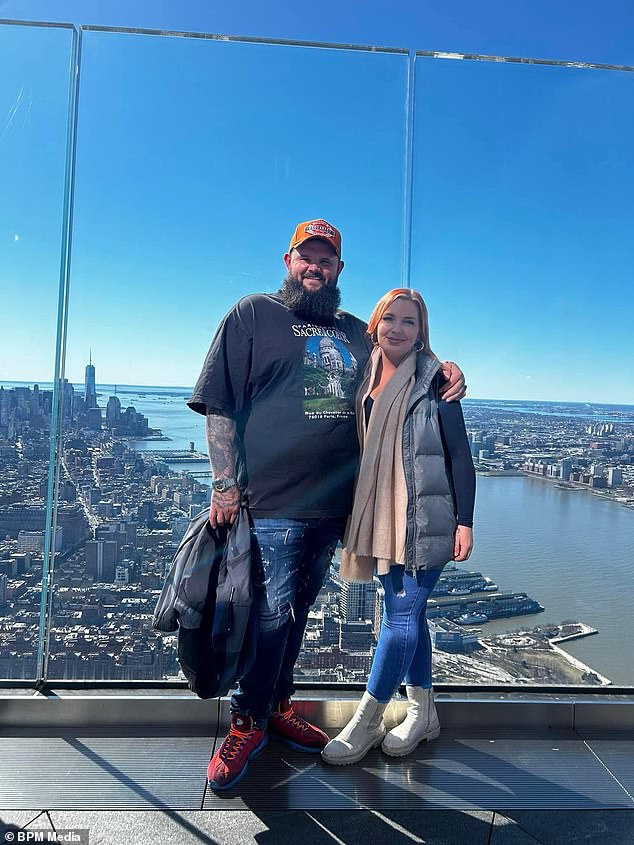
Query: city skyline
4 375 634 411
2 371 633 684
2 17 634 404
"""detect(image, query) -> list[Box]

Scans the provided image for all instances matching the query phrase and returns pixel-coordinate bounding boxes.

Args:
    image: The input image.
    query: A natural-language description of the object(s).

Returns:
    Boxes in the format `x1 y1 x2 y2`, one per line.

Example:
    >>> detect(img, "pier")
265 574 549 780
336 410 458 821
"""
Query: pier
133 449 208 462
548 622 599 644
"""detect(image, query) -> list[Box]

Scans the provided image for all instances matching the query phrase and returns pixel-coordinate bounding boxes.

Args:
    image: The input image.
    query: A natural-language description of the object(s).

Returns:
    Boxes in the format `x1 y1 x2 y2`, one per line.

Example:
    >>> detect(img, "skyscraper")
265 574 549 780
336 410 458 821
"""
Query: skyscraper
608 467 623 487
85 539 117 582
558 458 573 481
339 580 377 623
62 378 75 422
106 395 121 427
84 353 97 409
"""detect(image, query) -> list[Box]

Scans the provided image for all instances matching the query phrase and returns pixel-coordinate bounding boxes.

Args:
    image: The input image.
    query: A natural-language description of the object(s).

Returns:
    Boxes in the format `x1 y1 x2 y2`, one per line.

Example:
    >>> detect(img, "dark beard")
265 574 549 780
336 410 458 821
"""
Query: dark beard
279 273 341 325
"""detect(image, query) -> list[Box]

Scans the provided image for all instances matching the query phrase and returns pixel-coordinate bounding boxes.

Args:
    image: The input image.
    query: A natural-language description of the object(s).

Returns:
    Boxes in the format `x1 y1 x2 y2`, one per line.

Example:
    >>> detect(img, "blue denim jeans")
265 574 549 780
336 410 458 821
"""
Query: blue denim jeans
367 565 442 703
231 517 345 726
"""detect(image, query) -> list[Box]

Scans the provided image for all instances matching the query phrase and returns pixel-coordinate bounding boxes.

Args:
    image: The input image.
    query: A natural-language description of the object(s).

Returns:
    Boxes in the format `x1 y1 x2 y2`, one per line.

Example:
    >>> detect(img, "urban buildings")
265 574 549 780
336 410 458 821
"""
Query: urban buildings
1 364 633 683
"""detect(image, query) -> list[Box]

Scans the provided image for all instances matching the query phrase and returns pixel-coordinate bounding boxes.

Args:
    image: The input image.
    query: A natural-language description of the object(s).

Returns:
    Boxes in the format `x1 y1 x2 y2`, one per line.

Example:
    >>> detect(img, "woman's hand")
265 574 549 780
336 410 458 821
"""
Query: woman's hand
453 525 473 561
440 361 466 402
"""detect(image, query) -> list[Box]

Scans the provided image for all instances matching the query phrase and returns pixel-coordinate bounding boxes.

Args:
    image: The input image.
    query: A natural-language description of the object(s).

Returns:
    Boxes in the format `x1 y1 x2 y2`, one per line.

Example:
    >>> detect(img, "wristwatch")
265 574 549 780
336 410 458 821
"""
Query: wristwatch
211 477 238 493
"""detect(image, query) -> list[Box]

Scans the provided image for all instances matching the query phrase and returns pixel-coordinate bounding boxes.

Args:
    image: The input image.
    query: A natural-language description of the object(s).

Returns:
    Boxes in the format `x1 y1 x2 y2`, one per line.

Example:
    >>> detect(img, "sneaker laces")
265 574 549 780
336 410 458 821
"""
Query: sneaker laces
278 705 312 734
219 721 257 762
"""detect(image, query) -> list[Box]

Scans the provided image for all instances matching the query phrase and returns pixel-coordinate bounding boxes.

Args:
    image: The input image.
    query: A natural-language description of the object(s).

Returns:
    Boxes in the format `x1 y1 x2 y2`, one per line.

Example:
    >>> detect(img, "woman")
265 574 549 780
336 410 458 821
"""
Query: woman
322 289 475 765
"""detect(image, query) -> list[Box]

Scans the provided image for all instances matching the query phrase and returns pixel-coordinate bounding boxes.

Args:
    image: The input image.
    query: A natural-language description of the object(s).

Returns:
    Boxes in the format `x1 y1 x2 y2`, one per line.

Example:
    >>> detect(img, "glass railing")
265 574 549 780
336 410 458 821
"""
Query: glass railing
1 21 632 689
0 22 75 681
410 54 634 688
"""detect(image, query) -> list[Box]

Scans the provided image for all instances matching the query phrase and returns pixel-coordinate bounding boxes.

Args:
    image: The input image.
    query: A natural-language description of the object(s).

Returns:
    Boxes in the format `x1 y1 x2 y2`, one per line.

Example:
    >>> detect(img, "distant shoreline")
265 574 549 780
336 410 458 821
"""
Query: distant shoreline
2 380 634 411
518 471 634 510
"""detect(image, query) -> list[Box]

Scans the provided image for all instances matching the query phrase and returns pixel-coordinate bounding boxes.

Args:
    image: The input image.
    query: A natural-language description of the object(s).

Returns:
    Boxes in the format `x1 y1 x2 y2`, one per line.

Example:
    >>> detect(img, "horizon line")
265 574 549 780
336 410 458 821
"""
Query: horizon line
1 379 633 410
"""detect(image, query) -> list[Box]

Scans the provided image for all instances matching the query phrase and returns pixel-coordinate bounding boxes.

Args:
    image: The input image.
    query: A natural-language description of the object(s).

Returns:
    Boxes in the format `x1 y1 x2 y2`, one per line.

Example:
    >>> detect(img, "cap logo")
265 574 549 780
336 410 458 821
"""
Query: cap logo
305 221 336 239
290 218 341 257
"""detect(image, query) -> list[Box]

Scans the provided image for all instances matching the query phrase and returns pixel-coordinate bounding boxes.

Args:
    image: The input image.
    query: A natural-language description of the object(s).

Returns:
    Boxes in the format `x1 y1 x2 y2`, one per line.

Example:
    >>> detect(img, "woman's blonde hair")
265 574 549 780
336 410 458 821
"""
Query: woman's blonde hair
366 288 435 359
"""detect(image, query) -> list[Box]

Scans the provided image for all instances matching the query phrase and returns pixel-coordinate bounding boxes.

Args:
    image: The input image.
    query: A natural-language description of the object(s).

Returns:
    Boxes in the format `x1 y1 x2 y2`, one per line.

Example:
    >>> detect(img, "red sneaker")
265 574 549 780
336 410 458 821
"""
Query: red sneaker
268 698 330 752
207 714 268 790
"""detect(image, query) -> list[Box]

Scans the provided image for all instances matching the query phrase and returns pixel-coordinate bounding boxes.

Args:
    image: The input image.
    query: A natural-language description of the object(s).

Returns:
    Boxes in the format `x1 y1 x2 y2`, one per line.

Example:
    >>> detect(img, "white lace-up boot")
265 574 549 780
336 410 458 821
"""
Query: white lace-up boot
321 691 387 765
381 686 440 756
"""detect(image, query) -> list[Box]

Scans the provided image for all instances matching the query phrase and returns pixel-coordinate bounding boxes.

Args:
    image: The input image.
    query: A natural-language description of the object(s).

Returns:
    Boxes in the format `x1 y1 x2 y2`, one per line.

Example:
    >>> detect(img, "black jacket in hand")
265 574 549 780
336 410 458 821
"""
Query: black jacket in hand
153 507 257 699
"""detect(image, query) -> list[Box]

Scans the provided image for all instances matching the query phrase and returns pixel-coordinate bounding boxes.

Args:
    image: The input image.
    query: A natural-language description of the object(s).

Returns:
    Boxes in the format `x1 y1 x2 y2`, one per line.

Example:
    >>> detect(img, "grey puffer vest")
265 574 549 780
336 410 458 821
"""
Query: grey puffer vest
402 354 457 572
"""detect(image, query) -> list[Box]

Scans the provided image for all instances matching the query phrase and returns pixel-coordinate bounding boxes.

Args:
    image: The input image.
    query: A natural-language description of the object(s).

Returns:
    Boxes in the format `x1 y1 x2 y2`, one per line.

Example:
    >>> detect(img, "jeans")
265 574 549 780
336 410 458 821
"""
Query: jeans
231 516 345 726
367 565 442 704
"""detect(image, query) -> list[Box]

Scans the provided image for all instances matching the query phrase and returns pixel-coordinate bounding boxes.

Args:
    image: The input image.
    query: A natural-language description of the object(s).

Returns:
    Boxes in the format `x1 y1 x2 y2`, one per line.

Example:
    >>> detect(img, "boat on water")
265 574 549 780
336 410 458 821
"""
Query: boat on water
455 612 488 625
449 587 471 595
469 595 544 620
428 592 544 622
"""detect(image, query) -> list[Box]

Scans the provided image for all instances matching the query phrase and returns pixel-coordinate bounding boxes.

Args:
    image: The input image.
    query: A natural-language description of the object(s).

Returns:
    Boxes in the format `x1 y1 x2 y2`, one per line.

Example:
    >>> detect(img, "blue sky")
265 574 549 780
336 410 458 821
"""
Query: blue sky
1 6 633 403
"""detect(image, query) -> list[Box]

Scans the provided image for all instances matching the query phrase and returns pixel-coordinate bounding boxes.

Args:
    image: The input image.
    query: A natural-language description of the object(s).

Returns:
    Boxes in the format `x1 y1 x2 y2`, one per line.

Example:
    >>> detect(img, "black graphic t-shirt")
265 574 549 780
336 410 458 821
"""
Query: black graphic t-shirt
188 293 371 518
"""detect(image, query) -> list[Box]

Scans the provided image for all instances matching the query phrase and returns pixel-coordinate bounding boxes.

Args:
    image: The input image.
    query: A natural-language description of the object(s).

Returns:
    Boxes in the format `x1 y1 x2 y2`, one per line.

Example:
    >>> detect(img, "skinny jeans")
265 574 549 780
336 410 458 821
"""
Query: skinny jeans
367 564 442 703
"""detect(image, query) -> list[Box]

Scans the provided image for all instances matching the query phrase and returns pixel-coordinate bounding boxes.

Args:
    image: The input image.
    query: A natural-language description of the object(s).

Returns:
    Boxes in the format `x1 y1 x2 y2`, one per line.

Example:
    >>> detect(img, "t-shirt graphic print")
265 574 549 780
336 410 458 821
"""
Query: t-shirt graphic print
302 333 359 419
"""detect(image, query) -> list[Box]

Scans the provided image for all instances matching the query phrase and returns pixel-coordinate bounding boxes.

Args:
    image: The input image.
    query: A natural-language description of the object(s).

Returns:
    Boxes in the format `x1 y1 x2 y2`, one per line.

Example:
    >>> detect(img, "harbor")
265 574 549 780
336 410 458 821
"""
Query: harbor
427 569 610 685
428 567 545 626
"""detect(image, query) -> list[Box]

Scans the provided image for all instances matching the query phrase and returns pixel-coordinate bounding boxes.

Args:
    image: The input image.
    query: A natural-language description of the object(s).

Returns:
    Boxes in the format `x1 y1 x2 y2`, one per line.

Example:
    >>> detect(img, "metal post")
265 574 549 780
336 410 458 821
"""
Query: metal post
400 50 417 288
37 25 83 683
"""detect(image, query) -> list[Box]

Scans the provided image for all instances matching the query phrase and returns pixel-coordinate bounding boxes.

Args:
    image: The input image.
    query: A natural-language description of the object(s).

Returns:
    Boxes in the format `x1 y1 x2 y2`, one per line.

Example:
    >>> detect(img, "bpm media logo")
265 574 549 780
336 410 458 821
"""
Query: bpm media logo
4 831 89 843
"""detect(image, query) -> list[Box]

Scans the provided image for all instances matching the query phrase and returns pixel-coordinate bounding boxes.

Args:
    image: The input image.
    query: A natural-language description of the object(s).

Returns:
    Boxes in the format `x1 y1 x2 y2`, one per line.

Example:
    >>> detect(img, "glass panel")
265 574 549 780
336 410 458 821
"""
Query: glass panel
54 31 408 681
0 23 74 681
412 55 634 686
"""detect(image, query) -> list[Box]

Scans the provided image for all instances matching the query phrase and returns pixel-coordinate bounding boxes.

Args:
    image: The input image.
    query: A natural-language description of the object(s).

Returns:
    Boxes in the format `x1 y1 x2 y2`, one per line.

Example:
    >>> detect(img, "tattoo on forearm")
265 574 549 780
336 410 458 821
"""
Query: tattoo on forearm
205 413 237 480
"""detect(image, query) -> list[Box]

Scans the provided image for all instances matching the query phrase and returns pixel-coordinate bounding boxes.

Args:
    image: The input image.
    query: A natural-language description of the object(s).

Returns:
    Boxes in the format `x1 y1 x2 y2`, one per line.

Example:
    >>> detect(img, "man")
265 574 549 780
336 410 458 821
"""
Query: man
187 219 465 790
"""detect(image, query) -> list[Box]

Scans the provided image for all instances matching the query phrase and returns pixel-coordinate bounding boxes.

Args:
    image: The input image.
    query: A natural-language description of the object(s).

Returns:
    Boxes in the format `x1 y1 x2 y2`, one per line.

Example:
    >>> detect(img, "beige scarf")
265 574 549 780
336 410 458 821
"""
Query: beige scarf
340 345 417 582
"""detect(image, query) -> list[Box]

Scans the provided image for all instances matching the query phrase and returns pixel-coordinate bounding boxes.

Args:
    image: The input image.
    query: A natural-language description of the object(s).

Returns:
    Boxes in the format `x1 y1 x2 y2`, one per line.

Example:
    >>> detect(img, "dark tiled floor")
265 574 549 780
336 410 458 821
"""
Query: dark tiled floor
202 730 633 811
2 810 634 844
0 735 211 809
0 810 495 844
490 810 634 844
1 729 633 844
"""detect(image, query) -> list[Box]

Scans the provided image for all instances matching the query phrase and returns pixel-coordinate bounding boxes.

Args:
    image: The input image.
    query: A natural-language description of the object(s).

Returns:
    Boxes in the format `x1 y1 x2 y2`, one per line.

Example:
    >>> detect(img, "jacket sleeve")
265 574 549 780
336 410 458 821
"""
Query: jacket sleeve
437 394 476 527
152 510 216 632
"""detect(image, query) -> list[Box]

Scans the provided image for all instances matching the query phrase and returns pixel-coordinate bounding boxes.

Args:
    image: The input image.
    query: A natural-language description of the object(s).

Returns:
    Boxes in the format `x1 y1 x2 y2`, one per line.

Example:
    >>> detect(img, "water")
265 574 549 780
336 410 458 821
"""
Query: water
115 389 204 453
466 475 634 685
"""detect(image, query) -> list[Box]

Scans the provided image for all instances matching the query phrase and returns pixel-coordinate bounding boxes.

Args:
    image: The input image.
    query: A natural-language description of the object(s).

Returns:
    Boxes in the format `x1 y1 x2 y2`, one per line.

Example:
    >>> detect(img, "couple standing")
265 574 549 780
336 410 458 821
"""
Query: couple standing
188 218 475 790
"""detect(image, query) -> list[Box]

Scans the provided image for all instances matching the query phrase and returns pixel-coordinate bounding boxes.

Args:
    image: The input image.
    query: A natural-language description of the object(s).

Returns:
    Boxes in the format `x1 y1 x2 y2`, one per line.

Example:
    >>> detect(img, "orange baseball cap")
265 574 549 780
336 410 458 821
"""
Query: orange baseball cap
288 218 342 258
